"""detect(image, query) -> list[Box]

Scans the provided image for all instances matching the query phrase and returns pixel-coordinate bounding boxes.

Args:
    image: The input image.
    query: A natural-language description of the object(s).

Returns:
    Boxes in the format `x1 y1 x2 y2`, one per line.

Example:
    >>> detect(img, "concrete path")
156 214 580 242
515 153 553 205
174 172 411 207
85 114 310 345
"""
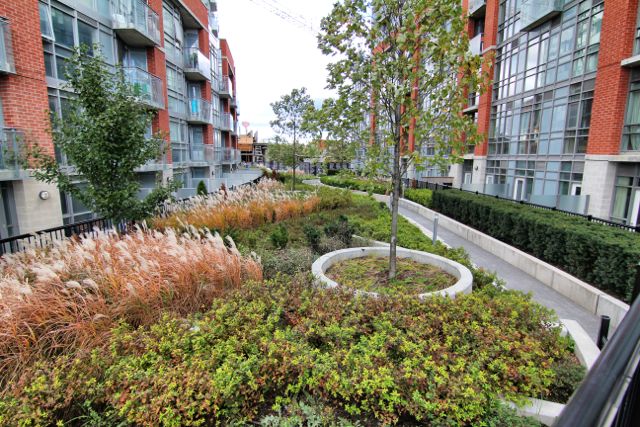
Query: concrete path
398 205 600 340
305 179 600 339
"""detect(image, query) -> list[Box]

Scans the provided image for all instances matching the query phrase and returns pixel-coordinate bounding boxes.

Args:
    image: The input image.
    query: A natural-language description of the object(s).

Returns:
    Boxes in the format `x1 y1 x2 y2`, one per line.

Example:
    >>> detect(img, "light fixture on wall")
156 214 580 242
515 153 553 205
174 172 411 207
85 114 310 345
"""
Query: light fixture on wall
38 191 50 201
474 166 479 171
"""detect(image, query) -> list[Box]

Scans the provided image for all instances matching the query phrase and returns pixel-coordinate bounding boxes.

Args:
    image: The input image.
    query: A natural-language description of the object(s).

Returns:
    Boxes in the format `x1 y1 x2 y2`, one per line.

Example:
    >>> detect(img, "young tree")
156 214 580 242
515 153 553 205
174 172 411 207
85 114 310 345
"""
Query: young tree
318 0 488 278
30 46 176 223
303 97 365 167
270 88 314 190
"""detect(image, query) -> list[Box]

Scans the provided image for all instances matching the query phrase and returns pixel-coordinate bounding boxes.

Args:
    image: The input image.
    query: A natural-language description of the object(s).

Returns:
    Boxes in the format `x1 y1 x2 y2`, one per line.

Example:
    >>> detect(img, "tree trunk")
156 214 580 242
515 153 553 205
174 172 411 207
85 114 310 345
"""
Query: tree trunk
389 140 401 280
292 125 297 192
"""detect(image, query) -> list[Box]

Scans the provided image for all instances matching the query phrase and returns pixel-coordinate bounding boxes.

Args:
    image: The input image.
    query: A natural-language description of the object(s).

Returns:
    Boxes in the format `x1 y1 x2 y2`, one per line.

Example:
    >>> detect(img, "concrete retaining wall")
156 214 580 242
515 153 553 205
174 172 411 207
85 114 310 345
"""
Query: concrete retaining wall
398 198 630 330
311 246 473 298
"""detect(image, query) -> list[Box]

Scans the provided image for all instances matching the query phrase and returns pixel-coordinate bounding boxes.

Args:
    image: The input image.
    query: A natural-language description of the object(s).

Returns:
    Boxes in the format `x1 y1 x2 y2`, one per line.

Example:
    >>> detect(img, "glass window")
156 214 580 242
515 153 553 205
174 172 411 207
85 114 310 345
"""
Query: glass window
51 8 74 48
99 31 114 64
559 26 575 56
39 3 54 40
77 21 96 54
552 105 567 132
589 11 603 46
576 20 589 49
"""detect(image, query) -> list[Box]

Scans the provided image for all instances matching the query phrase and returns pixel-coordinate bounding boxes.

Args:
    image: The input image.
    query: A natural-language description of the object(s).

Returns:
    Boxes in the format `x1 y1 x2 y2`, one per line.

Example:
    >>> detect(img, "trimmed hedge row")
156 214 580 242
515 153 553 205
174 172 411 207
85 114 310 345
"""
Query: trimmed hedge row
404 188 433 207
429 190 640 302
320 175 390 195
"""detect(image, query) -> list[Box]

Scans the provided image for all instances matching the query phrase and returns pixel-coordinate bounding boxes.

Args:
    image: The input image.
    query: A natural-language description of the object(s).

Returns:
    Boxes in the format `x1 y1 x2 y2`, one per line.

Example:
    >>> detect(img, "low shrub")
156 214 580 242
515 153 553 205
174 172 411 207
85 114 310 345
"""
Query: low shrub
260 247 315 278
317 187 353 210
303 224 322 253
429 189 640 302
324 215 355 246
0 278 574 426
318 236 348 254
0 228 262 382
320 176 391 195
404 188 433 207
270 224 290 249
546 357 586 403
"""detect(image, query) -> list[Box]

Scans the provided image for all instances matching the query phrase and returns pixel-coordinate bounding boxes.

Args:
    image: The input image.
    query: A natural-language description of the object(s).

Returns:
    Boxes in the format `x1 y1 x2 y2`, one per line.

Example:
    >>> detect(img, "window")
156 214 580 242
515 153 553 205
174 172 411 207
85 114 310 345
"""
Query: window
623 71 640 151
51 8 73 48
39 2 53 40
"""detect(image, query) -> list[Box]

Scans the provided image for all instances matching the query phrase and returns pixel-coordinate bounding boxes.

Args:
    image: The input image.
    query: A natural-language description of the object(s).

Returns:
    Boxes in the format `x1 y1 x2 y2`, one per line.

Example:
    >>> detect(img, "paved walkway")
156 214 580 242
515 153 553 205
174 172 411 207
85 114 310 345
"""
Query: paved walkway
305 180 600 339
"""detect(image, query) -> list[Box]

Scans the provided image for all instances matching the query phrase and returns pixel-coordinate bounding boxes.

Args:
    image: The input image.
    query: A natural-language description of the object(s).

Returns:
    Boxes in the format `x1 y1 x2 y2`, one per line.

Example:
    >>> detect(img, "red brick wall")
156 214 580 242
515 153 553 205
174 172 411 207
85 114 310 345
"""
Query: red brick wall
148 0 172 162
0 1 53 156
588 0 639 155
473 0 499 157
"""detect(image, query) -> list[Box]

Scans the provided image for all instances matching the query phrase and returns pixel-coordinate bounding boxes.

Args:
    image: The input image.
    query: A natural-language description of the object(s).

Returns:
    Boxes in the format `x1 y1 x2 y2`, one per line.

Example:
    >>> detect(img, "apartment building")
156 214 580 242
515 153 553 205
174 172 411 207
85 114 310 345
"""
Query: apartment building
0 0 244 238
367 0 639 225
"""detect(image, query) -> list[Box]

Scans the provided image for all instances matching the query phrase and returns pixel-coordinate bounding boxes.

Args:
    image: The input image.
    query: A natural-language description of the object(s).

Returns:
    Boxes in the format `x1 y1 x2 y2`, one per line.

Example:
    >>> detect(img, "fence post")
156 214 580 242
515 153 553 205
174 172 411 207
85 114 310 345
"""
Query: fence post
597 315 611 350
433 214 439 245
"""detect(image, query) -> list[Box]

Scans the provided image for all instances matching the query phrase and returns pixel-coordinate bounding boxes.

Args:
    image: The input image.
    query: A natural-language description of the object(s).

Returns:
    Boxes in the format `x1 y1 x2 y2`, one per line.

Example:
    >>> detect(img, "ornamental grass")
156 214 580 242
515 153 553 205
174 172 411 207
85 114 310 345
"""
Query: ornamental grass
0 228 262 383
152 179 320 232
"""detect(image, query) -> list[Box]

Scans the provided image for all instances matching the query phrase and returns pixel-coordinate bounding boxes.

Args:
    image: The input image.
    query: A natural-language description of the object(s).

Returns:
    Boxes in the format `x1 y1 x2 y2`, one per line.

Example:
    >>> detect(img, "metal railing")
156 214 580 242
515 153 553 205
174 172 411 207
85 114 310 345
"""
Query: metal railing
555 292 640 427
220 113 233 131
187 97 212 124
183 47 211 81
219 77 232 96
123 67 164 109
0 175 265 256
110 0 161 46
408 180 640 233
0 128 24 170
0 18 15 74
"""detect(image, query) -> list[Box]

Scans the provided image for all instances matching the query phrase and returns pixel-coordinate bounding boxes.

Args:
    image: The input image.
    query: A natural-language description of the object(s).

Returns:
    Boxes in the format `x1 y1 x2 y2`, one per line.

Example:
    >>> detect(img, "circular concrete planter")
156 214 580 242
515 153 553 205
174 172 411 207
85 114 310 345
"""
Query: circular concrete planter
312 247 473 298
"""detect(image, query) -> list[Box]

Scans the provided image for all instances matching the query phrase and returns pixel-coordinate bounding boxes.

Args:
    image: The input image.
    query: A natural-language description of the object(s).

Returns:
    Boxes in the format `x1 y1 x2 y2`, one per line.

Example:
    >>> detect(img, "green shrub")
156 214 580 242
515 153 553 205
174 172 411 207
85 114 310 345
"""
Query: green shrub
429 189 640 302
260 247 315 278
0 278 574 426
320 176 390 195
404 188 432 207
196 180 208 196
303 224 322 253
324 215 355 246
270 224 289 249
317 187 353 210
546 357 586 403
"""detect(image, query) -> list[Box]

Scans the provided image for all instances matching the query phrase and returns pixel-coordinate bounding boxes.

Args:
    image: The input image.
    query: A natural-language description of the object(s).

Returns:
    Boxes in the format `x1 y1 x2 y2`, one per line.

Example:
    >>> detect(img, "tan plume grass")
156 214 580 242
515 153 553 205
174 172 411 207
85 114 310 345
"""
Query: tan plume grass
0 227 262 383
152 179 320 232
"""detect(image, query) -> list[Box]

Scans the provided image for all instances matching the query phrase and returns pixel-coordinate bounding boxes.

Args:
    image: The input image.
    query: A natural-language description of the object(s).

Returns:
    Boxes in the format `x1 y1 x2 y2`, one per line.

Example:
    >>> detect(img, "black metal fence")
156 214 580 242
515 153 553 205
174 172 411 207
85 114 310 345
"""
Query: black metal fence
405 179 640 233
0 176 264 257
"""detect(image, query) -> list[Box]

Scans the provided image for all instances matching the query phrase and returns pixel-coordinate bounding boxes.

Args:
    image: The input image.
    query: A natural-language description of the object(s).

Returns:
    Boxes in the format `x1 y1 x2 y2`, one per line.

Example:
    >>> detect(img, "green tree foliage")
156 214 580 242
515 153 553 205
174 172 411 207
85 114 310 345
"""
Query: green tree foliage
196 180 208 197
29 46 176 222
317 0 490 278
270 88 314 190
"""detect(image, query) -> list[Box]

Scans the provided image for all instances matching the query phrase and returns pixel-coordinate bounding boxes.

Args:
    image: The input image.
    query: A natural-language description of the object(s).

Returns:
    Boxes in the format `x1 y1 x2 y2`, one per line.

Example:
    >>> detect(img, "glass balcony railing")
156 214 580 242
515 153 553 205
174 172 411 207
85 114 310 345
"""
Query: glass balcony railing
468 0 486 18
220 113 233 131
220 147 240 163
123 67 164 109
187 98 212 124
209 13 219 35
470 33 484 56
0 128 24 171
184 48 211 81
520 0 564 31
205 145 223 164
219 77 232 97
110 0 161 46
0 18 15 74
190 144 206 163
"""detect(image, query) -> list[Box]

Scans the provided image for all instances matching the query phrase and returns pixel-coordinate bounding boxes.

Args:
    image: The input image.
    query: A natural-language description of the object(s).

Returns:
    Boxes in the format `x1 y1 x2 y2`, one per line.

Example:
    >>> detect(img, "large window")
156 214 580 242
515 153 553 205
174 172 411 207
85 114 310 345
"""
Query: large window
623 70 640 151
611 166 640 225
39 1 115 81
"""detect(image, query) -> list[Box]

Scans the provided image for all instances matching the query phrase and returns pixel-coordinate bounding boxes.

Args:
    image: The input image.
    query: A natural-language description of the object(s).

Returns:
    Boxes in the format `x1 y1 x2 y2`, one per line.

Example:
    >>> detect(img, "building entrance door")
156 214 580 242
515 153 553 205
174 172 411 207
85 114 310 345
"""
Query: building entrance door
630 189 640 226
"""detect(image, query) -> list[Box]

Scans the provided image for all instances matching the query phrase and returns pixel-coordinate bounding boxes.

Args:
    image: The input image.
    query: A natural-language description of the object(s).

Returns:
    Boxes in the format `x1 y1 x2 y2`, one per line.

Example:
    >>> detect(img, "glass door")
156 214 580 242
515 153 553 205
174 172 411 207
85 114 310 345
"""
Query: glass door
513 178 526 201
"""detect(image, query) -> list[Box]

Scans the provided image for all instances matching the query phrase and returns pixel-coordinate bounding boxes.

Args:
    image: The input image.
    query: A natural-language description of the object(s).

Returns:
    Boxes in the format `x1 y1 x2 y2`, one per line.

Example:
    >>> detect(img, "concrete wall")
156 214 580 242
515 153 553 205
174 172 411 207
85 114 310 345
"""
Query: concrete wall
13 178 63 233
583 156 618 219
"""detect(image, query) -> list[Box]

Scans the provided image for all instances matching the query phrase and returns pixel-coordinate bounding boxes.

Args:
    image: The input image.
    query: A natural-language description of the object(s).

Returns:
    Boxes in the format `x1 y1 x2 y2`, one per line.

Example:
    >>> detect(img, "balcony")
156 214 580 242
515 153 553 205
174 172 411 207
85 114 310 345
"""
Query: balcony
123 67 165 110
468 0 486 18
187 98 212 124
469 33 484 56
136 141 168 172
111 0 161 47
219 77 232 98
220 113 232 131
189 144 207 164
520 0 564 31
221 147 240 164
0 19 15 74
205 145 223 164
184 48 211 81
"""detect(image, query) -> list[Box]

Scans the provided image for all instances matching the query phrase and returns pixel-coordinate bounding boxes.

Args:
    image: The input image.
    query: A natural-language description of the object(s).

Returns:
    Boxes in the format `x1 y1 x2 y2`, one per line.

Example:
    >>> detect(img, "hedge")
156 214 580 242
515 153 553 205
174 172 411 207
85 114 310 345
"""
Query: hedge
320 175 390 195
428 189 640 303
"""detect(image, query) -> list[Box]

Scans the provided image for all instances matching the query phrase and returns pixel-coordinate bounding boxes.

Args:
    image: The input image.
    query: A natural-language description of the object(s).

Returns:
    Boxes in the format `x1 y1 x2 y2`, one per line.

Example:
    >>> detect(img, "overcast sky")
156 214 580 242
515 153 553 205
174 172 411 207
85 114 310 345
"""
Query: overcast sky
216 0 337 141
